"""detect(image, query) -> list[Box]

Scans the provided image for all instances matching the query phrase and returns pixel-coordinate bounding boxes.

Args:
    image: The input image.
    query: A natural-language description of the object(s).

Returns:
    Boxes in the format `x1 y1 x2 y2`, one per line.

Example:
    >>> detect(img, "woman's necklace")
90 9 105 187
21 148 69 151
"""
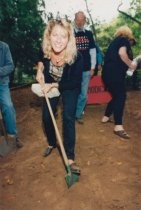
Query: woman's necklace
55 56 64 64
51 53 65 66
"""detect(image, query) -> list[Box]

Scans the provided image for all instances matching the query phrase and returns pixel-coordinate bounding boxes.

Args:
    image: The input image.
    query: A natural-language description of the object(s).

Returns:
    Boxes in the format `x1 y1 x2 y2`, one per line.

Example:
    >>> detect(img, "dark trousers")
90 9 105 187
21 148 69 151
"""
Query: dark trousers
104 82 126 125
42 89 79 160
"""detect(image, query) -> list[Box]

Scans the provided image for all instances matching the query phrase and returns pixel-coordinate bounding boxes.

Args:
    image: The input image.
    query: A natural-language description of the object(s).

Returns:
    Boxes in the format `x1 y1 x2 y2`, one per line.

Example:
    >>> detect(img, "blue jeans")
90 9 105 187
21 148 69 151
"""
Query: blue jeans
0 83 17 136
76 71 91 118
42 89 79 160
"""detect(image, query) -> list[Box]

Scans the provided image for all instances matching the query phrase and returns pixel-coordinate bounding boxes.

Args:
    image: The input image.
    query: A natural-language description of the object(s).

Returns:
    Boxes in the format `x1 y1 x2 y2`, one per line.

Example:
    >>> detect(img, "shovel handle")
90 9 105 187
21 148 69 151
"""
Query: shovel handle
44 94 69 166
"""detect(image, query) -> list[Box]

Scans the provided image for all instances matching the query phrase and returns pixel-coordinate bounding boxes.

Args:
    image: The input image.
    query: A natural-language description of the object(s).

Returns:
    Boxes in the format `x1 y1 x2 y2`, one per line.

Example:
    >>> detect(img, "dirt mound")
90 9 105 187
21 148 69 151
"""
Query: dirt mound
0 87 141 210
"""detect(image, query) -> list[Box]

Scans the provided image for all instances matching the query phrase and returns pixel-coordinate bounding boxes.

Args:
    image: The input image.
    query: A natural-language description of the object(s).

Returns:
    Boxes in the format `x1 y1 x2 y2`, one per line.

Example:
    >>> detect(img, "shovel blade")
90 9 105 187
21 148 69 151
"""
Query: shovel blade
65 165 80 188
65 172 79 188
0 139 12 157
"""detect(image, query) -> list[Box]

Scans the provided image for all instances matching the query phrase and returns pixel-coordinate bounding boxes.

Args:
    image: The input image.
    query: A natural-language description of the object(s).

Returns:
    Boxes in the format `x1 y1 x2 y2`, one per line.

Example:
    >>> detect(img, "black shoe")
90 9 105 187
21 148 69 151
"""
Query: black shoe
15 137 24 148
43 146 55 157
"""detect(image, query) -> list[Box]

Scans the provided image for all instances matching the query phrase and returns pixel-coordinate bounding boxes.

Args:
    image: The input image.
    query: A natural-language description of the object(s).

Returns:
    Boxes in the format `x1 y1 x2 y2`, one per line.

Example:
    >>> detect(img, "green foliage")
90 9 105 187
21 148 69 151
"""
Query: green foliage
0 0 141 86
93 0 141 58
0 0 45 85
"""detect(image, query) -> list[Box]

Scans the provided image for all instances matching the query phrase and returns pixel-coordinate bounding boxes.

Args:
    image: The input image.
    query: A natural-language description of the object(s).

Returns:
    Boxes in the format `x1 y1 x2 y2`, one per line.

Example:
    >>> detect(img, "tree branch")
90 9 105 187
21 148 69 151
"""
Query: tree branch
117 2 141 25
84 0 97 40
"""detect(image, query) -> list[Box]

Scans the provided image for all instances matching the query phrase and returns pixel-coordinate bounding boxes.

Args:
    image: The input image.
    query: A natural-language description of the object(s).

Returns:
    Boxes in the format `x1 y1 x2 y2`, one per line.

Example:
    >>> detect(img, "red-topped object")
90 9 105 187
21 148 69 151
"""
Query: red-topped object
87 76 112 104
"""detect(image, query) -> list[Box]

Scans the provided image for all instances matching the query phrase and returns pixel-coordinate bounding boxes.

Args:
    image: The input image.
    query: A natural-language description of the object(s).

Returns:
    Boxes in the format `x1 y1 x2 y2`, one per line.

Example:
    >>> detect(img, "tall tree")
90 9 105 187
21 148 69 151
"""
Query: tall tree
0 0 45 85
83 0 97 40
117 1 141 25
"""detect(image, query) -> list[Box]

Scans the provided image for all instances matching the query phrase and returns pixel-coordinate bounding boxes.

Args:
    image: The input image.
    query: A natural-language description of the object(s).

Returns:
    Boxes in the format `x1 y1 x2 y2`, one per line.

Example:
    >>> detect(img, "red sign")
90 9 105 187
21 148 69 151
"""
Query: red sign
87 76 112 104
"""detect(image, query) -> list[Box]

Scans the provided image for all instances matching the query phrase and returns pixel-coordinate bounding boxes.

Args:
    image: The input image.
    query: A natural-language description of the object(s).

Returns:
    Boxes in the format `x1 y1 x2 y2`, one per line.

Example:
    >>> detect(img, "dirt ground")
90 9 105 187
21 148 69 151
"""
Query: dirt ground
0 87 141 210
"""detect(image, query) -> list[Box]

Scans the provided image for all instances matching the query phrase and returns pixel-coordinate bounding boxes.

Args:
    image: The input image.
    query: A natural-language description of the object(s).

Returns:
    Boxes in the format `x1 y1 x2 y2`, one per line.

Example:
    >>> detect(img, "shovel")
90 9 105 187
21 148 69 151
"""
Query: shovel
0 138 12 157
44 93 80 188
0 112 13 157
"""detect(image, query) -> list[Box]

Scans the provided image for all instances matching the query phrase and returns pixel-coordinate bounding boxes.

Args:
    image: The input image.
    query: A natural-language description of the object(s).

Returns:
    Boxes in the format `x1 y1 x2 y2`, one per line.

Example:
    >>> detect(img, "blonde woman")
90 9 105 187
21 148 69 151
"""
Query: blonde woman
102 26 137 139
36 19 83 174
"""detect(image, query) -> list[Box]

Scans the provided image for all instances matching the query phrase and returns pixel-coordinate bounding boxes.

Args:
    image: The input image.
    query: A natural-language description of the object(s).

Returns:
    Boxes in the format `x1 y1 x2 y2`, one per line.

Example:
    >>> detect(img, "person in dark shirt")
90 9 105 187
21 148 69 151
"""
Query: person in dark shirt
36 19 83 174
74 11 96 124
101 26 137 139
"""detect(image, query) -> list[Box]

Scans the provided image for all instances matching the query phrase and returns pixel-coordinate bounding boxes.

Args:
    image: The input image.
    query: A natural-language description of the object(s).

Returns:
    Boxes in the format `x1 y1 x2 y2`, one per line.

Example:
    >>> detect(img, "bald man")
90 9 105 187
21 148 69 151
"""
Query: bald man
74 11 96 124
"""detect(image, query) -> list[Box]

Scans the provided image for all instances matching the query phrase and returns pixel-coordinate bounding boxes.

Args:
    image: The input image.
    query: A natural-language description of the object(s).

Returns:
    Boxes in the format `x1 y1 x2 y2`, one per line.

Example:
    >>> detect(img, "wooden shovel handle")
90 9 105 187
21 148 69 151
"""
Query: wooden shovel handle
44 94 69 166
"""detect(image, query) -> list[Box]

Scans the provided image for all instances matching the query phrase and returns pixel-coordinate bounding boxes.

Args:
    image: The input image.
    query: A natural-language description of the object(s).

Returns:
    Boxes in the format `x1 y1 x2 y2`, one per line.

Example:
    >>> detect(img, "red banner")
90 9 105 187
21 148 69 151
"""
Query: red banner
87 76 112 104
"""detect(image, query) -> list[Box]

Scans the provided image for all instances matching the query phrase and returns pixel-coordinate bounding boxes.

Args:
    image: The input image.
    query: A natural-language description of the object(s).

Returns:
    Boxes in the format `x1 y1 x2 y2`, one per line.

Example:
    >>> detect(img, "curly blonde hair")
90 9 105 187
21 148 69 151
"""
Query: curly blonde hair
42 19 77 65
114 25 134 39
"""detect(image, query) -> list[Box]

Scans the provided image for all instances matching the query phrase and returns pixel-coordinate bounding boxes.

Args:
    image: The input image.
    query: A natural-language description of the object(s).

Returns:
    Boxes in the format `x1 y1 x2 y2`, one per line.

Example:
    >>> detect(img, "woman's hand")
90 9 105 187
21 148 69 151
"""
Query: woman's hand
129 61 137 71
41 83 59 94
41 83 53 94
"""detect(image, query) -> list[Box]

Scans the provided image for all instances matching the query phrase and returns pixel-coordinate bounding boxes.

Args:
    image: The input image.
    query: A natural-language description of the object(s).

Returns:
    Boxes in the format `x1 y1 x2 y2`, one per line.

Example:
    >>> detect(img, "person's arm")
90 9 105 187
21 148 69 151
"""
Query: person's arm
119 47 137 70
90 48 96 69
35 47 45 85
36 61 45 85
36 62 58 93
90 48 96 76
88 31 96 76
0 44 14 77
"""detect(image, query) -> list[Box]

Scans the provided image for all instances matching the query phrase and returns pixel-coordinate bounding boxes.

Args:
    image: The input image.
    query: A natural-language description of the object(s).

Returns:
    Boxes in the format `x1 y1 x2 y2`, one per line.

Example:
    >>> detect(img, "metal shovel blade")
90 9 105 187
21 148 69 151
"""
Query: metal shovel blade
0 139 13 157
65 165 80 188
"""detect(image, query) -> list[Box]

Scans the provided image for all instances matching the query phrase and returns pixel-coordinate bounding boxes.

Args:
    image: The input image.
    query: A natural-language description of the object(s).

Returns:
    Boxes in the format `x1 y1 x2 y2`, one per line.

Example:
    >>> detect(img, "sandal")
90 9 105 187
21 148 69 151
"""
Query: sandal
102 119 113 123
69 163 81 175
114 130 130 139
